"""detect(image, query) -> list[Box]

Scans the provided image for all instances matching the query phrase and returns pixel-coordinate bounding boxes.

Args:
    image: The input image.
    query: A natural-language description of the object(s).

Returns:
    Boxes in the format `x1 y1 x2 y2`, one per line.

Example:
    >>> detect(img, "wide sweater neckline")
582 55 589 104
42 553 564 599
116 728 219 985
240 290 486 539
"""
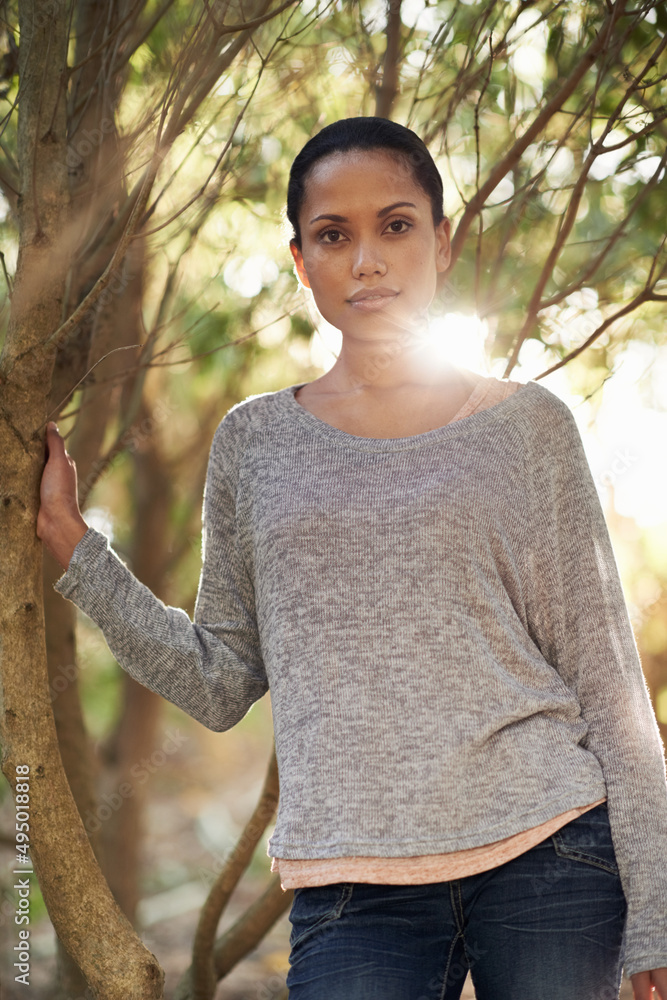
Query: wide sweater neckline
277 374 536 451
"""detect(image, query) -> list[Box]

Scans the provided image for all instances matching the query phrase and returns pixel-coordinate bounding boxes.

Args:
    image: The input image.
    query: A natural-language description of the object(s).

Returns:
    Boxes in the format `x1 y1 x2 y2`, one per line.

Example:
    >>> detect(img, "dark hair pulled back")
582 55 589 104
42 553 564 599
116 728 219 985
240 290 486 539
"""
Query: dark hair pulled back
286 117 444 249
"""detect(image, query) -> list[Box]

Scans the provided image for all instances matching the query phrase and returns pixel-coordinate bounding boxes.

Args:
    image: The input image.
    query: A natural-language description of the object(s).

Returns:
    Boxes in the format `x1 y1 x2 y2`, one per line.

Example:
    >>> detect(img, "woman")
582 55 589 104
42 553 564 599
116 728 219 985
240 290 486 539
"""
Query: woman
38 117 667 1000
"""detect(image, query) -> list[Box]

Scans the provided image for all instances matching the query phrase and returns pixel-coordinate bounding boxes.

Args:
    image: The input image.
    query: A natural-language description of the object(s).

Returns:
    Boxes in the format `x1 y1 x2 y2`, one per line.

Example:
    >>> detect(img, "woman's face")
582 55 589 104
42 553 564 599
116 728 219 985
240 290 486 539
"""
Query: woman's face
290 149 450 341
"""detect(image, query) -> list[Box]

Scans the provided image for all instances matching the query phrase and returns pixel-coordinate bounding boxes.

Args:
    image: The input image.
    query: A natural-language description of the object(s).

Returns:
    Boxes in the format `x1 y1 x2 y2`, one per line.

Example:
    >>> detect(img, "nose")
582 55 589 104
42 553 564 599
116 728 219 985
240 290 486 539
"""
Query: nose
352 239 387 279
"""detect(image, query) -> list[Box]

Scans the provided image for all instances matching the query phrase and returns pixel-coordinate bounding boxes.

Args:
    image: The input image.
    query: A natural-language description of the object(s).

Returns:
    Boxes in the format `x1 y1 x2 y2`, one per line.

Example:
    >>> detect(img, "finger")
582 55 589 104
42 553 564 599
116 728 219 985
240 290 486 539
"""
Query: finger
45 422 66 461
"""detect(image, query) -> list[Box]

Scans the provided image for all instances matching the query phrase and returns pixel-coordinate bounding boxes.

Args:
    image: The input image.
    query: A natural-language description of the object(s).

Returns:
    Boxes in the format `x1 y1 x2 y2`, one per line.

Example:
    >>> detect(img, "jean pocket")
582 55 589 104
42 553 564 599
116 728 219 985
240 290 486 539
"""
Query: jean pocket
289 882 355 949
551 803 620 876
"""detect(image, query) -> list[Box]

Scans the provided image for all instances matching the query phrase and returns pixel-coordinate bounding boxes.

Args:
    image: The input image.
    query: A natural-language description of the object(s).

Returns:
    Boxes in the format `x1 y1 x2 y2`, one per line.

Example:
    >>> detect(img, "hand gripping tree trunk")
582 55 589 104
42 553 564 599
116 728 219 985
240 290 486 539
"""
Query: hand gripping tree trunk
0 2 163 996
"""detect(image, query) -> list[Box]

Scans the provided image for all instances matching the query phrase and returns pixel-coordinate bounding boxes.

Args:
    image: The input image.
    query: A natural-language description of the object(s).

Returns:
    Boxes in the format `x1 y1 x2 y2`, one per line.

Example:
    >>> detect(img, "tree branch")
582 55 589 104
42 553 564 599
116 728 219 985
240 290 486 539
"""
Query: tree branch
375 0 402 119
448 1 627 269
503 23 663 375
188 746 280 1000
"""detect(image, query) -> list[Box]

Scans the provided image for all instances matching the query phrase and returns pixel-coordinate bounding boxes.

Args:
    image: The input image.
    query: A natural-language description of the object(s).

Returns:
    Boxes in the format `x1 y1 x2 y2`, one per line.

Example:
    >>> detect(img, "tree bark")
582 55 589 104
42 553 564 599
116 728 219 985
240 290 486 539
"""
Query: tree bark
44 552 104 999
0 2 163 995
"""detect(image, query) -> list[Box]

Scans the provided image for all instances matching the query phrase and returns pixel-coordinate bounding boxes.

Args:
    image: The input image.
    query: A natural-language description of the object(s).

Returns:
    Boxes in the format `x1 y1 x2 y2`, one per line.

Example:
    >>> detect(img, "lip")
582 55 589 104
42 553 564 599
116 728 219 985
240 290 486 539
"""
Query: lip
347 287 399 311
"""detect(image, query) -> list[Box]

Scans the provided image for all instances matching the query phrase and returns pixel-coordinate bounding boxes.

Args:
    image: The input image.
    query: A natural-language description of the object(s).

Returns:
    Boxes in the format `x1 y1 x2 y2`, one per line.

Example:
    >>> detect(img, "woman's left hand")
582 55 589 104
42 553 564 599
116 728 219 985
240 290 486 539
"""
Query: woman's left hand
632 968 667 999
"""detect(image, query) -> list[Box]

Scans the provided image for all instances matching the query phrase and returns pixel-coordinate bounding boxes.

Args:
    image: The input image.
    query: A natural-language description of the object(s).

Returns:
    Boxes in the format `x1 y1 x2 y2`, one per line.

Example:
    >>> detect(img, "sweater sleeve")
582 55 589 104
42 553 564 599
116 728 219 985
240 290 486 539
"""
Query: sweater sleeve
53 417 268 731
522 390 667 979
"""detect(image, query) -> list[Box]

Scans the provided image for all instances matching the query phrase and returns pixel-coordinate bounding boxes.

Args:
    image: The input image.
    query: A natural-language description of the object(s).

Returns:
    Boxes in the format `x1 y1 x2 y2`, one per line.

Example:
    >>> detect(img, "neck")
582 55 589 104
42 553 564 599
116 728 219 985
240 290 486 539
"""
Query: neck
328 332 462 392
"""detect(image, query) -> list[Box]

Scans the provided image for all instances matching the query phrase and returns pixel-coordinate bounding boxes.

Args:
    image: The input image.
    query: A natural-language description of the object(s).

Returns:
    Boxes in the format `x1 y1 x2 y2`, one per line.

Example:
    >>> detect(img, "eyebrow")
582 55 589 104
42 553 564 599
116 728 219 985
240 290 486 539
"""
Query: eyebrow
308 201 418 225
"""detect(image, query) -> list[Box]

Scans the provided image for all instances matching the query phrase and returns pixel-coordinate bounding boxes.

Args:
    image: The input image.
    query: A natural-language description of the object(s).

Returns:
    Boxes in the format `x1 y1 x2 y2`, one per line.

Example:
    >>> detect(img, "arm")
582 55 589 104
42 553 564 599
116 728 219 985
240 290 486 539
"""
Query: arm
38 422 268 731
521 391 667 982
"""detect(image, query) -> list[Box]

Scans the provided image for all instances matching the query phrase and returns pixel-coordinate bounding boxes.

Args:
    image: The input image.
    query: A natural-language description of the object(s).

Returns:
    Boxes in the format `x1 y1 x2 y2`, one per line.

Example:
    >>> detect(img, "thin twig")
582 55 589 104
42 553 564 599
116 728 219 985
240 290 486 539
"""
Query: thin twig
38 344 142 429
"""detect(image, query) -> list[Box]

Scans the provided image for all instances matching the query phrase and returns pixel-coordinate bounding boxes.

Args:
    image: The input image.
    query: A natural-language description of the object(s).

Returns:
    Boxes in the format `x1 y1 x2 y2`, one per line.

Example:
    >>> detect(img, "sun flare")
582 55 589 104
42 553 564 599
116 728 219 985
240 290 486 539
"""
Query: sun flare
421 313 491 375
309 311 491 377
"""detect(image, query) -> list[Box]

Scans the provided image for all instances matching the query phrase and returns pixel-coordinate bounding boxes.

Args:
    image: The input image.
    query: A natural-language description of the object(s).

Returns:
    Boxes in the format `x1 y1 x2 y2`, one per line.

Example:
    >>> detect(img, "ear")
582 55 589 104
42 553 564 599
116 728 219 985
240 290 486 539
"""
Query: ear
290 240 311 289
434 217 451 274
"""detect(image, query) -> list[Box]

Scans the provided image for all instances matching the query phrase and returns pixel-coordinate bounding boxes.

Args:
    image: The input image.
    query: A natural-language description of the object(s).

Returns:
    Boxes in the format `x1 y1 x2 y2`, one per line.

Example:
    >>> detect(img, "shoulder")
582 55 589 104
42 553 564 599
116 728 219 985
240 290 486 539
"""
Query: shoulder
208 385 292 471
219 386 287 434
512 383 600 508
487 380 593 489
461 376 581 458
509 380 582 444
514 378 575 419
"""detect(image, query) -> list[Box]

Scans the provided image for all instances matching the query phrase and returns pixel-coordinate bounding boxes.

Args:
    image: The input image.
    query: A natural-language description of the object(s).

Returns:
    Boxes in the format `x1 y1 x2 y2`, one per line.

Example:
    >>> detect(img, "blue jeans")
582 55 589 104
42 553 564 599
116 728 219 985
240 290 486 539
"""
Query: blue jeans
286 803 627 999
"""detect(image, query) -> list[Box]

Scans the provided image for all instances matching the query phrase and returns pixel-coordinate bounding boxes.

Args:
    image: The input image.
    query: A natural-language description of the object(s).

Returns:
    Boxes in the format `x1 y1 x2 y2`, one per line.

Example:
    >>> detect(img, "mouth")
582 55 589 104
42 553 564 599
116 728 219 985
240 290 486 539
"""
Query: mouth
347 288 399 312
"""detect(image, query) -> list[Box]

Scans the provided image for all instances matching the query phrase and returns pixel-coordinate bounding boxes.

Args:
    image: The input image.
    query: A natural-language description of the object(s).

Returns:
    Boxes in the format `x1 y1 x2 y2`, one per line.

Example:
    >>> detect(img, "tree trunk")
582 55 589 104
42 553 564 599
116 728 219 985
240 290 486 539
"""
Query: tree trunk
0 2 163 995
44 552 104 998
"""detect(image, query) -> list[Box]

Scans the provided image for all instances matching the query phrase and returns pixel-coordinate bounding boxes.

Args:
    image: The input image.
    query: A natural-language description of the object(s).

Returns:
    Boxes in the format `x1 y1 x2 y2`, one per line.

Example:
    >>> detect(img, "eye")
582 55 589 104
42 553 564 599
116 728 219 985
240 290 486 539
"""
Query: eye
386 219 412 234
319 228 346 244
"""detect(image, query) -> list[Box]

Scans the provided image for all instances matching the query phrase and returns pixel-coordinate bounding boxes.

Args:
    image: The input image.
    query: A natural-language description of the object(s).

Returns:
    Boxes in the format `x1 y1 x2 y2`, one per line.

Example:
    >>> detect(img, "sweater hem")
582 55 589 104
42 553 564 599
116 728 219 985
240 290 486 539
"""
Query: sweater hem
267 786 608 859
623 957 667 979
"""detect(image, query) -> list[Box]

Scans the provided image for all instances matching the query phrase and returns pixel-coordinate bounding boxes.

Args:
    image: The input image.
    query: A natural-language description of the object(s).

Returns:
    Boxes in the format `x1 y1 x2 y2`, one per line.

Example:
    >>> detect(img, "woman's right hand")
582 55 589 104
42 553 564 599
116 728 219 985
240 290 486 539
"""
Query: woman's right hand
37 423 88 570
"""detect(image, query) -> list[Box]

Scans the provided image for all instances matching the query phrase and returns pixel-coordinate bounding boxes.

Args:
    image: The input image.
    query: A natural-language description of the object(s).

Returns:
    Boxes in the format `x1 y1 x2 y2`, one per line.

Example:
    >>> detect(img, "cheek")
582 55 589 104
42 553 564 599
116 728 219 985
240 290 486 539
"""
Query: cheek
403 249 436 286
306 251 346 288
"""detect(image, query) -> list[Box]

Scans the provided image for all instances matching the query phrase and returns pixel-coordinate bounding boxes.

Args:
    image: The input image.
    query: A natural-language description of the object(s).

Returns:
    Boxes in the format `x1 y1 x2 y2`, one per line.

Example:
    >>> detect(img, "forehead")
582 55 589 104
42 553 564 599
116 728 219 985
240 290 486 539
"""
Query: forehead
301 149 427 213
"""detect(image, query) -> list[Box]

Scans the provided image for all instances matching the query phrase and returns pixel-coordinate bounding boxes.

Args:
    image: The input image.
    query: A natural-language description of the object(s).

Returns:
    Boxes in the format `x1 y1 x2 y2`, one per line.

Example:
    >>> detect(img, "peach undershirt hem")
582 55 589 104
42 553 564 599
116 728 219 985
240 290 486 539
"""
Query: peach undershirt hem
270 371 607 889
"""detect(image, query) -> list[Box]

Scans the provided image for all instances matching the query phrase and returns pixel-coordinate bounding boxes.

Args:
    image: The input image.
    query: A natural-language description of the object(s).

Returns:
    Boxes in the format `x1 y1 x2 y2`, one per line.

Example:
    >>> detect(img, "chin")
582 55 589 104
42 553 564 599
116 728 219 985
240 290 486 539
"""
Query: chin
344 311 430 341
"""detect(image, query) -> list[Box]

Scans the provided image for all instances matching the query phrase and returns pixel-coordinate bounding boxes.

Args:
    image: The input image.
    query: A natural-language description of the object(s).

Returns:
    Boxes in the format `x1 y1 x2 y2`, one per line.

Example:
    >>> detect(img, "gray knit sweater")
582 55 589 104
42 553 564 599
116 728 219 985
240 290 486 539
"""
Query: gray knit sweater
55 378 667 978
